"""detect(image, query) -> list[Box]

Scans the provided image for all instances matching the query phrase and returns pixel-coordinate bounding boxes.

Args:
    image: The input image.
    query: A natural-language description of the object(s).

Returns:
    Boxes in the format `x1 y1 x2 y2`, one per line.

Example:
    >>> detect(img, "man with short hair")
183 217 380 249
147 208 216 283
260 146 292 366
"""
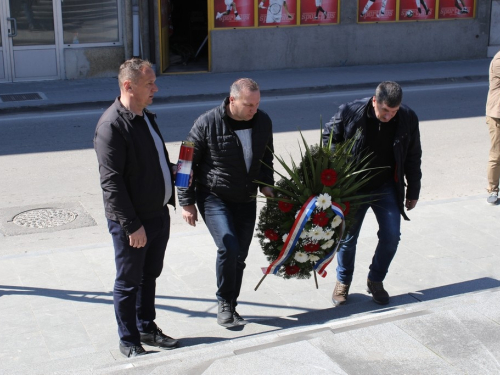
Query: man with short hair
94 58 178 357
486 51 500 204
323 81 422 306
179 78 274 327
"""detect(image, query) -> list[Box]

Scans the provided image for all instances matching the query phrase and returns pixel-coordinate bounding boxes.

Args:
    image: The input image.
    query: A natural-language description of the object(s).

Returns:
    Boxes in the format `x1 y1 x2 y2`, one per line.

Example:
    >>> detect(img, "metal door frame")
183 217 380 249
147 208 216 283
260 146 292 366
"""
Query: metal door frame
1 0 63 82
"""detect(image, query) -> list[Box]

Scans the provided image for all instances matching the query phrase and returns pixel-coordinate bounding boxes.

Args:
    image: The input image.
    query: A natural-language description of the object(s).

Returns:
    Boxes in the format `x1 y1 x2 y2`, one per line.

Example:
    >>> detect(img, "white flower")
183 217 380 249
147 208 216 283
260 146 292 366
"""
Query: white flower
331 215 343 228
321 239 335 249
300 230 307 239
308 254 320 262
316 193 332 210
294 252 309 263
282 233 289 243
323 228 334 239
309 226 325 241
263 238 270 244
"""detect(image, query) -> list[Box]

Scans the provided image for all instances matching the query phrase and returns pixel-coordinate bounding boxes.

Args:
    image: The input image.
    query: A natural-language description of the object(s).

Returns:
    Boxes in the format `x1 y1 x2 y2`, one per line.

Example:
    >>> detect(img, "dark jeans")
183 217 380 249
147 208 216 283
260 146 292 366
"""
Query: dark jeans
196 190 256 305
337 182 401 284
107 207 170 346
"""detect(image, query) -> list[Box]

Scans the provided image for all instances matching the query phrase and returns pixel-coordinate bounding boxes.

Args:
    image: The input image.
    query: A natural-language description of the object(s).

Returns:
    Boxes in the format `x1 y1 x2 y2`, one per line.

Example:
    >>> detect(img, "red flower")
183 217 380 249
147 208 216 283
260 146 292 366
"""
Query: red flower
321 169 338 187
264 229 279 241
278 200 293 213
343 201 350 216
303 242 320 253
312 211 329 227
285 265 300 275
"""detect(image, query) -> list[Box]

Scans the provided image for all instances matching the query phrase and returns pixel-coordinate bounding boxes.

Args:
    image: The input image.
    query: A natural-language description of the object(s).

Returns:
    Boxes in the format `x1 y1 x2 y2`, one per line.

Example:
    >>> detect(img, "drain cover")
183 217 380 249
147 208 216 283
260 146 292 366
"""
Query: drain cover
12 208 78 229
0 92 43 102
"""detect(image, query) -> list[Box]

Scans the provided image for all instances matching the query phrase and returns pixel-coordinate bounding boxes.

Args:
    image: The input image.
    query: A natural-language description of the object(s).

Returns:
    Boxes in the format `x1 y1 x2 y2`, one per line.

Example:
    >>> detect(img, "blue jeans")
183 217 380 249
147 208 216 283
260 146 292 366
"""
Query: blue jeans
107 207 170 346
336 182 401 284
196 190 256 305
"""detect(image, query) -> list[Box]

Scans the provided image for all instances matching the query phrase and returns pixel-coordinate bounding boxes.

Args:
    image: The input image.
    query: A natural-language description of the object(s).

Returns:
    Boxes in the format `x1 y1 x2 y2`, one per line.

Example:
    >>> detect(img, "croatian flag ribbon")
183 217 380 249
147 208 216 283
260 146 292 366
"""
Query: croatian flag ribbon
262 196 317 275
313 202 346 278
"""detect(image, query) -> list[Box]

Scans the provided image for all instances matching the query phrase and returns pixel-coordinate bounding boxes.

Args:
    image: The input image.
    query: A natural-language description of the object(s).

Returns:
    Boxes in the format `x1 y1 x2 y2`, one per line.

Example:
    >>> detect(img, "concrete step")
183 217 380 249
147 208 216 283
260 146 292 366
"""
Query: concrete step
8 282 500 375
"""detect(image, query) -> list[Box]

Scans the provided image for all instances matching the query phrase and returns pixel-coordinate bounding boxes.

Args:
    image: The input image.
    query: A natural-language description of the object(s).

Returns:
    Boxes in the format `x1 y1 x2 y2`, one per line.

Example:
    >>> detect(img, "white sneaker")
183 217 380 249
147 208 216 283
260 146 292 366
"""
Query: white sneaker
487 191 498 204
216 12 223 19
235 15 241 20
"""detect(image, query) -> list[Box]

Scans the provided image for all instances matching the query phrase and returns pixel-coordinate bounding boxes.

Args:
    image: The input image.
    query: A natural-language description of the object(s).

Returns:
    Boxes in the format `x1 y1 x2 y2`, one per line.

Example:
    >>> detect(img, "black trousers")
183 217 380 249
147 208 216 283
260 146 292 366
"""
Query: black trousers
107 207 170 346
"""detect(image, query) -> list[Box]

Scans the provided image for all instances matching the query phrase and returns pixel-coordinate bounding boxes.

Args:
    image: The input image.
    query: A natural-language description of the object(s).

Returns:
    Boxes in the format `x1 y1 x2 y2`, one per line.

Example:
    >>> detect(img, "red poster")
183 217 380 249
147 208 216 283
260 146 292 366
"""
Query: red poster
214 0 254 28
357 0 396 22
301 0 339 25
438 0 474 19
258 0 297 26
399 0 436 21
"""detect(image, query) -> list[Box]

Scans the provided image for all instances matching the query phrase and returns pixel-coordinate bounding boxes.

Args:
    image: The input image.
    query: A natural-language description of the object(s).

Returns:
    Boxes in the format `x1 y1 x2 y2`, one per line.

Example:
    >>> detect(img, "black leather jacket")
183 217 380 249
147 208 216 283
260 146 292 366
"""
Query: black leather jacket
178 98 274 206
323 97 422 220
94 98 175 235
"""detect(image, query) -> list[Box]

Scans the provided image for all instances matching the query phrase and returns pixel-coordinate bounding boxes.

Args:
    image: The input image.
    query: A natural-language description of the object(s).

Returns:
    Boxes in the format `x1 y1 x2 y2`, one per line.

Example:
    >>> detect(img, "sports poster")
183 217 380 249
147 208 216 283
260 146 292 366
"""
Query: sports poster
300 0 339 25
357 0 396 23
399 0 436 21
438 0 474 19
213 0 254 28
258 0 297 26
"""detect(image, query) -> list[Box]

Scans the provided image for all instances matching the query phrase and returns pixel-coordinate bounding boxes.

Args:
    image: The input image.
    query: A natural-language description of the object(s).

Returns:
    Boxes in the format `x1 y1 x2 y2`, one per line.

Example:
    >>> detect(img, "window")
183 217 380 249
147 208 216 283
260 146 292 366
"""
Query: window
61 0 119 44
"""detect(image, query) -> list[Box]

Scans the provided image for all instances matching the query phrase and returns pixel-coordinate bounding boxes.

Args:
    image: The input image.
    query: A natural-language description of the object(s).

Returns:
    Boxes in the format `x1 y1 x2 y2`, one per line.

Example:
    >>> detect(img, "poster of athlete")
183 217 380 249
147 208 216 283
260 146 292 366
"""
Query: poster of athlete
357 0 396 23
399 0 436 21
258 0 297 26
214 0 254 28
438 0 474 19
301 0 338 25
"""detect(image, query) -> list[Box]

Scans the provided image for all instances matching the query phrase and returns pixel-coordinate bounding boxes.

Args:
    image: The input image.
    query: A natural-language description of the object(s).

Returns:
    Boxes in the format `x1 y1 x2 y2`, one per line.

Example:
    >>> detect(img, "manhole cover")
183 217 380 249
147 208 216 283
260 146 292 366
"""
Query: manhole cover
12 208 78 229
0 92 43 102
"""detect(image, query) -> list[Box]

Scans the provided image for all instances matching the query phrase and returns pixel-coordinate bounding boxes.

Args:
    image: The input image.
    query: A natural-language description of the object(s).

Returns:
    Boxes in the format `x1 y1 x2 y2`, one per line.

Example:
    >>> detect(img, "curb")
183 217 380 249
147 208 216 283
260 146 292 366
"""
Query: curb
0 75 488 115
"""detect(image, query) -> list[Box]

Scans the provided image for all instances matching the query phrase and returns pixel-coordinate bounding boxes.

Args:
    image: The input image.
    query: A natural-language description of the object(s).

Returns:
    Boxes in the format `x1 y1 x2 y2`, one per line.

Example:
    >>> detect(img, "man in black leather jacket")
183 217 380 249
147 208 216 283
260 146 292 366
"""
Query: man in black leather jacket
179 78 274 327
322 81 422 306
94 58 178 357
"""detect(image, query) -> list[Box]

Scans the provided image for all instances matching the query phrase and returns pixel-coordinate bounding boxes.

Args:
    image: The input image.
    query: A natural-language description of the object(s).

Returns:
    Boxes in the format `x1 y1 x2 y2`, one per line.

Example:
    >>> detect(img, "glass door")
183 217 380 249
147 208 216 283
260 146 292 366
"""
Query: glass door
1 0 60 81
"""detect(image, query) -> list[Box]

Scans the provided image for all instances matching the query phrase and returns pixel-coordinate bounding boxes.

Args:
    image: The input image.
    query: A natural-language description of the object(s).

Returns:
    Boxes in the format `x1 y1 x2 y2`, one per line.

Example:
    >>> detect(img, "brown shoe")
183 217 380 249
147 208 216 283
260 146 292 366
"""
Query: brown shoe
332 280 350 306
366 279 389 305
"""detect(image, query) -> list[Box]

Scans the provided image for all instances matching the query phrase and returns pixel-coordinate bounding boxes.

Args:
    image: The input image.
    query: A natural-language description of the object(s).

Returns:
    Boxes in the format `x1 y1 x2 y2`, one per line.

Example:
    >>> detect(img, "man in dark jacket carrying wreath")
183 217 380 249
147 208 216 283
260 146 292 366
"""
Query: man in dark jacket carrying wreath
179 78 274 327
322 81 422 306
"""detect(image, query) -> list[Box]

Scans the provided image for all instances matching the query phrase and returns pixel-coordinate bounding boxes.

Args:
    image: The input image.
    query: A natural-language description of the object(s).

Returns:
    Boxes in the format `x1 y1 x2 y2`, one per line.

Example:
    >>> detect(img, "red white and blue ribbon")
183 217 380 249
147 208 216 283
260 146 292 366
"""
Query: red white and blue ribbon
313 202 346 278
262 196 317 275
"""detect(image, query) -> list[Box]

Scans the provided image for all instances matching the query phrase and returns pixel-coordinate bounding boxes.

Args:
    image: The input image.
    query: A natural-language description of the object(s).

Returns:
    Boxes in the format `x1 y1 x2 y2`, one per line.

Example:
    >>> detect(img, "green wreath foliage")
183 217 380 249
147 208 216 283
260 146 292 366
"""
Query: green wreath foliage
256 128 377 279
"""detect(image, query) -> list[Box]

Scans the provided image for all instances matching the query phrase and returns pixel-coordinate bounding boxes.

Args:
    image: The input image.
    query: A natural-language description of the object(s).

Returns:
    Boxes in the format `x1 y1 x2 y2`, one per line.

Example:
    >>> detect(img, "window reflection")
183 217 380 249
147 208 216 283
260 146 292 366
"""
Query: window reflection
62 0 119 44
10 0 55 46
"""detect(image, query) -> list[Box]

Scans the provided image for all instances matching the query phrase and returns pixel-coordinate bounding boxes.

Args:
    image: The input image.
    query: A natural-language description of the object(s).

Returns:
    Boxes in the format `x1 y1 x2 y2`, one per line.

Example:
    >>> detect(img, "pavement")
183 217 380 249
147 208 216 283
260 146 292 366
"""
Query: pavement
1 58 500 374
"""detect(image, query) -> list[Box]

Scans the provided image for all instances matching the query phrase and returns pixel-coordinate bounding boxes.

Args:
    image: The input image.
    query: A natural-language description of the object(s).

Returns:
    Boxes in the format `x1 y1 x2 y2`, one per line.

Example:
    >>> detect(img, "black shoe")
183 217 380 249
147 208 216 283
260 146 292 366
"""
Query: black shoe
418 7 422 13
217 300 234 327
425 8 430 15
233 310 248 325
119 341 147 358
367 279 390 305
140 327 178 349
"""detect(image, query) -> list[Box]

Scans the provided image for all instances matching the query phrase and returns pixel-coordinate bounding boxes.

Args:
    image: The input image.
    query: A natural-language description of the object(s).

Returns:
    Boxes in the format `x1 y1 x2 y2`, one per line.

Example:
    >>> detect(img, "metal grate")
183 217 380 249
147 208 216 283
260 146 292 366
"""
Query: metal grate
0 92 43 102
12 208 78 229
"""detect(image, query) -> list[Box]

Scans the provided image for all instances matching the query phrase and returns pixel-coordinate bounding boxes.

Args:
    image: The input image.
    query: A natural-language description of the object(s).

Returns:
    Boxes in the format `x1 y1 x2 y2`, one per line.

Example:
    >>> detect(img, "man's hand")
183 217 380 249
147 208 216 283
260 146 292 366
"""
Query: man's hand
260 186 274 198
182 205 198 226
129 226 147 248
405 199 418 211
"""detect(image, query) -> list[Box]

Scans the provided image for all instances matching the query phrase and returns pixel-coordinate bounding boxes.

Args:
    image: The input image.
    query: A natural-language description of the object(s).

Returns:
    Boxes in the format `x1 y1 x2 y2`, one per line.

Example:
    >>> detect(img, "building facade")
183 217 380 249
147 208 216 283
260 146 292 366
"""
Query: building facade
0 0 497 82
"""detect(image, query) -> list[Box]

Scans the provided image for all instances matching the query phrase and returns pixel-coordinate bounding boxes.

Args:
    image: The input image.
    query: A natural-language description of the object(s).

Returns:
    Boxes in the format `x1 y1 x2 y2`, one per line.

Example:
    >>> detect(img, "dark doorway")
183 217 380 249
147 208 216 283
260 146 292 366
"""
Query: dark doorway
166 0 208 72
